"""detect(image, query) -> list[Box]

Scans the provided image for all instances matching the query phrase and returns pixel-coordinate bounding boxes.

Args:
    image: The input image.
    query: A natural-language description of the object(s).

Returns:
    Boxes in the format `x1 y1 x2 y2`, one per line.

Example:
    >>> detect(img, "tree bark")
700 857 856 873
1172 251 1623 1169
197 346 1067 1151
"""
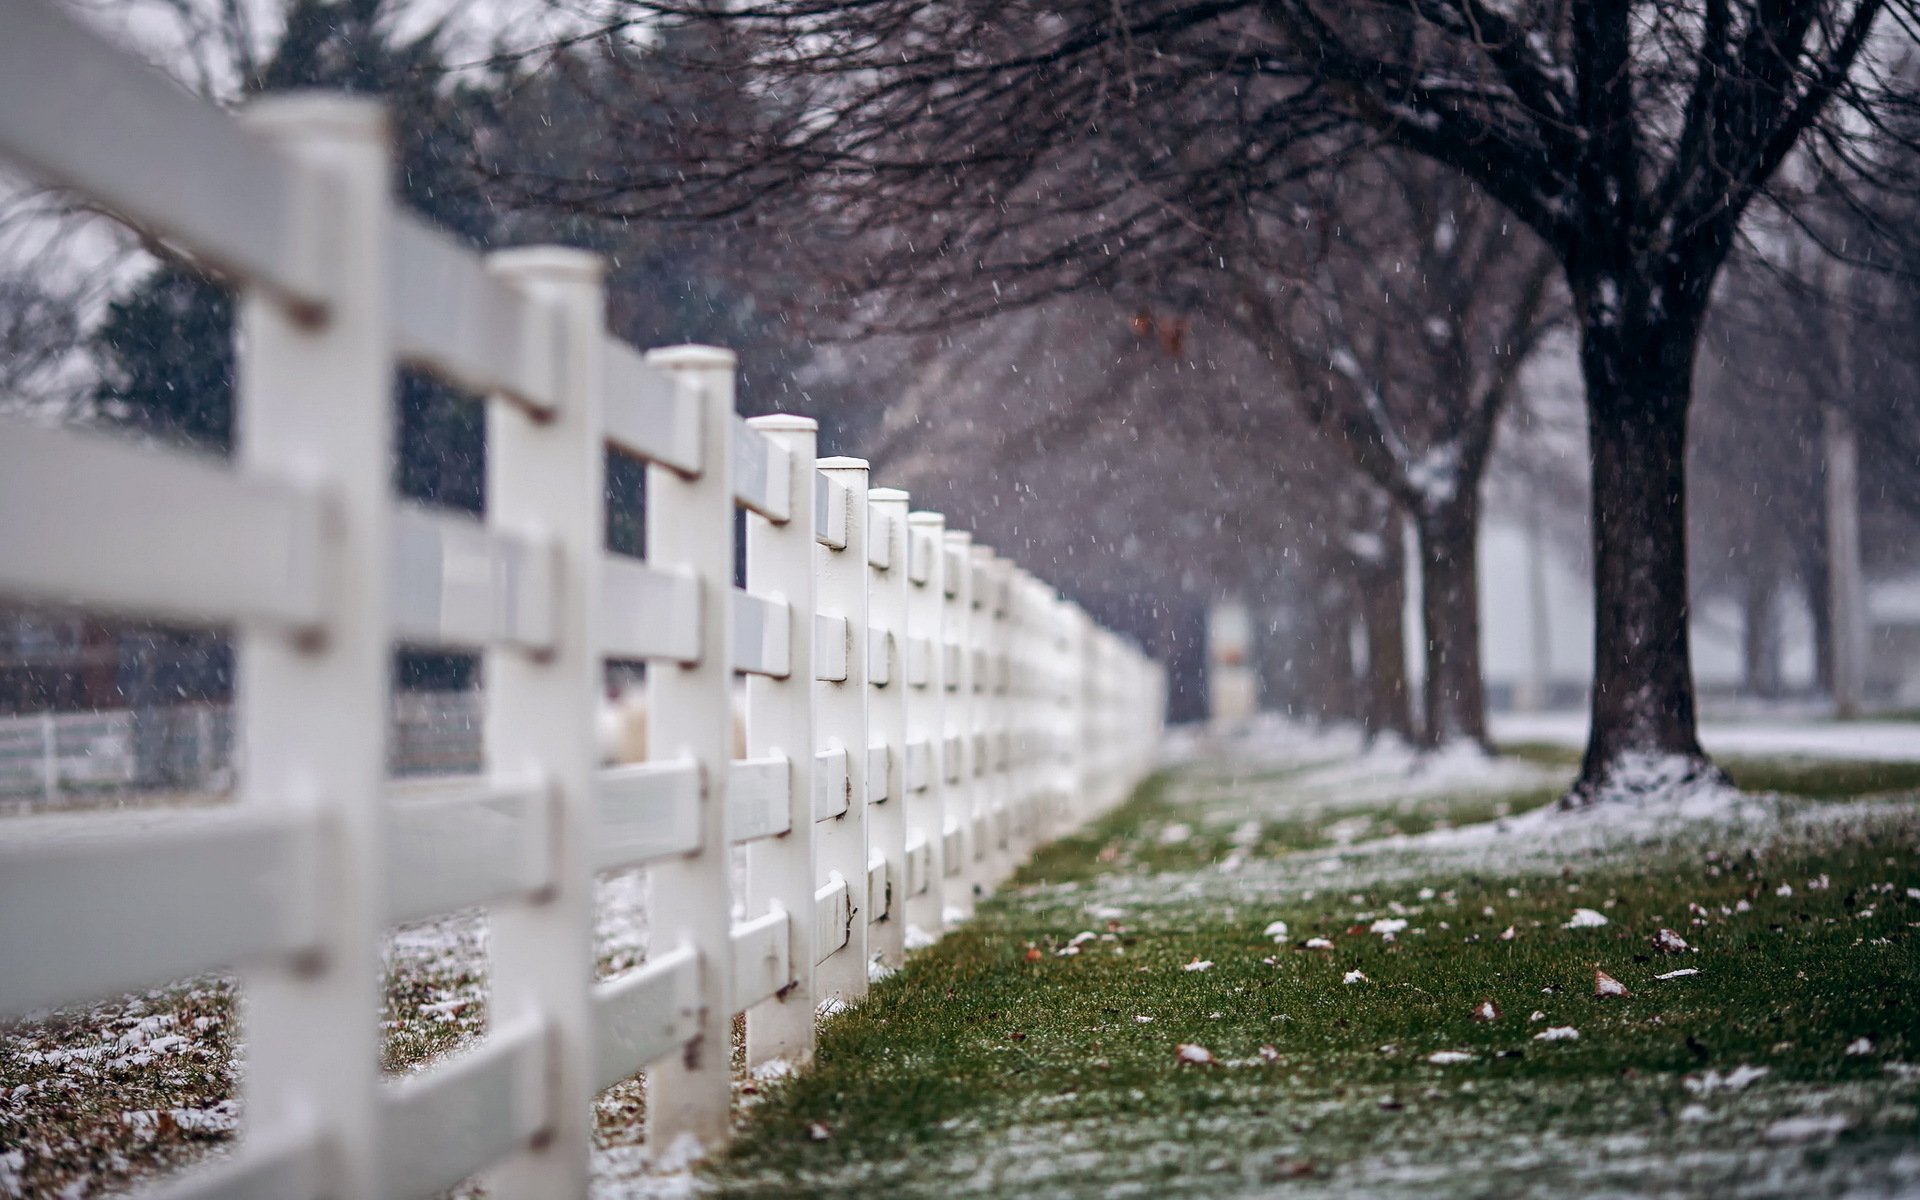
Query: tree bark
1571 311 1720 802
1740 572 1781 698
1307 584 1361 726
1356 533 1415 743
1415 498 1490 749
1801 540 1834 697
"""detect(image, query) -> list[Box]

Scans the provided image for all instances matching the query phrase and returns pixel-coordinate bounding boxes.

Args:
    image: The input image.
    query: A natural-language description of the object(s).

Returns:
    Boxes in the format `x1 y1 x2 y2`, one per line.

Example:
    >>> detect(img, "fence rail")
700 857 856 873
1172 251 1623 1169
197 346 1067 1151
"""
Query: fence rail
0 2 1164 1196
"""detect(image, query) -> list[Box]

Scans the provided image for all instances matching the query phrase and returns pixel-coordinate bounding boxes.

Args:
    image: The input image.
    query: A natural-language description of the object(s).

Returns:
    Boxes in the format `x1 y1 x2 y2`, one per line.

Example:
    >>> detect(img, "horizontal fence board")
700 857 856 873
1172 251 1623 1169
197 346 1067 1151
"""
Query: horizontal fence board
866 510 894 570
728 755 792 844
730 908 791 1010
0 0 324 306
379 1018 547 1198
144 1129 327 1200
731 417 791 523
731 588 792 678
602 557 701 663
391 504 555 652
605 343 701 474
814 876 851 962
867 849 889 921
904 836 931 898
384 777 551 923
591 945 702 1091
390 217 553 413
814 613 849 682
905 740 933 792
0 420 326 631
908 528 936 585
813 747 849 822
813 471 848 549
905 636 933 687
593 761 702 871
0 809 318 1016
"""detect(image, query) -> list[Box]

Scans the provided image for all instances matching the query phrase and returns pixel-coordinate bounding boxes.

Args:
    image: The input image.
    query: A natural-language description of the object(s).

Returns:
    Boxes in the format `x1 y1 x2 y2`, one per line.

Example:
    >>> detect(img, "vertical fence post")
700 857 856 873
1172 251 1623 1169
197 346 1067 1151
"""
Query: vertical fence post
814 457 870 1009
1009 572 1037 860
902 511 948 942
987 555 1015 886
645 346 738 1155
939 529 976 920
865 487 910 973
1064 606 1091 830
970 549 1004 889
744 415 818 1067
482 247 607 1194
39 711 55 805
233 95 390 1197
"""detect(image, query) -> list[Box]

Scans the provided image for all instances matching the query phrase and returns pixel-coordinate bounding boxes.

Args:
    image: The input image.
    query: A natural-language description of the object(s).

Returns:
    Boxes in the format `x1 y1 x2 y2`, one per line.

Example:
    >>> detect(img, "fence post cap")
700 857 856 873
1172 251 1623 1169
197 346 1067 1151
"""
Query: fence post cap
817 456 869 471
868 487 910 503
243 93 388 143
646 344 737 370
486 245 603 285
907 511 946 527
748 413 817 433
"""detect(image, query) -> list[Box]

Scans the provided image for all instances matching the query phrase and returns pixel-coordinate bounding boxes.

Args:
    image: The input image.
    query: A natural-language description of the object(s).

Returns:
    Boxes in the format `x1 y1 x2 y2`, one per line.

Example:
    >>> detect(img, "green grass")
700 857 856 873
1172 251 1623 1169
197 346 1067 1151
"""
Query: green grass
706 764 1920 1198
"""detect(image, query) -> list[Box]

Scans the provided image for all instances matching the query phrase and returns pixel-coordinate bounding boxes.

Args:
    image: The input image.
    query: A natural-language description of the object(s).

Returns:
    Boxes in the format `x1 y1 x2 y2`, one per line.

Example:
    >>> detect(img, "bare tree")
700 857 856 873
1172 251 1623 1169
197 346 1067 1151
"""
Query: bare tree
857 292 1418 733
532 0 1919 801
1209 156 1560 748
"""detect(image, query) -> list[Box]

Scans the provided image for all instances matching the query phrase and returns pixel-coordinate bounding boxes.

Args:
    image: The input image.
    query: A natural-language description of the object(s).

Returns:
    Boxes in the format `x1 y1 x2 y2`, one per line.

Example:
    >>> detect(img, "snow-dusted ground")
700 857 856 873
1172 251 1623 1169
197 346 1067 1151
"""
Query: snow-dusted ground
1493 710 1920 762
712 718 1920 1200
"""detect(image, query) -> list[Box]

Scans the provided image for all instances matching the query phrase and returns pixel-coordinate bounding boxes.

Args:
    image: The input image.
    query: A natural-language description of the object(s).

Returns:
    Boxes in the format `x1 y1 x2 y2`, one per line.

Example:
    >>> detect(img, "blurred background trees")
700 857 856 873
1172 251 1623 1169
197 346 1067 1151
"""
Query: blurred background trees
3 0 1919 790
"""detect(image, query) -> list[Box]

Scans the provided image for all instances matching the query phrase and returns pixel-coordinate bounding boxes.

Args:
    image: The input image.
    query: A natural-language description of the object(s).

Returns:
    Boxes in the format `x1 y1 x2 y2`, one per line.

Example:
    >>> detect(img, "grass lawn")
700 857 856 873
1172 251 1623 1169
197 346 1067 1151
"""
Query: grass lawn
705 738 1920 1198
4 732 1917 1197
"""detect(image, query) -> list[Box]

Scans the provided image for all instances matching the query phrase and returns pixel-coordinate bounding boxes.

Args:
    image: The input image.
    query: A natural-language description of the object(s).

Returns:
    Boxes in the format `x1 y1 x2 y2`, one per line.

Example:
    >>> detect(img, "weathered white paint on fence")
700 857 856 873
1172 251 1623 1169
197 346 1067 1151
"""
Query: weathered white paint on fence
0 4 1166 1195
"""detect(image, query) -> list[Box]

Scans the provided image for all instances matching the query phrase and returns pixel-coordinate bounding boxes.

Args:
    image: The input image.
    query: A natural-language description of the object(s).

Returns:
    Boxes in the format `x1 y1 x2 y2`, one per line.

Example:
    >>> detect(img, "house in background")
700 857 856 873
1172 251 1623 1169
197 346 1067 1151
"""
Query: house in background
1475 517 1920 713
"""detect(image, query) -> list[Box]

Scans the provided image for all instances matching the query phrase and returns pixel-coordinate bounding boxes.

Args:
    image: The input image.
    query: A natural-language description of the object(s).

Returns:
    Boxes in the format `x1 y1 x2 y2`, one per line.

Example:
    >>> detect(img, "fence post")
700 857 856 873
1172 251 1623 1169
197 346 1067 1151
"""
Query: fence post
644 345 738 1155
972 548 1009 890
744 415 818 1067
232 95 391 1198
865 487 910 972
940 529 976 920
1009 572 1039 859
814 457 870 1010
902 511 948 942
39 712 55 805
1063 605 1090 830
482 247 607 1194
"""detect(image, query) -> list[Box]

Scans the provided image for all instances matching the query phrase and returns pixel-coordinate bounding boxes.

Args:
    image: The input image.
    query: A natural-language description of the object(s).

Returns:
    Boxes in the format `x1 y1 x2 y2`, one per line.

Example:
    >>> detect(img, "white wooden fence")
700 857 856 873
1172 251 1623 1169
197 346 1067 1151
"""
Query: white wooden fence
0 2 1165 1195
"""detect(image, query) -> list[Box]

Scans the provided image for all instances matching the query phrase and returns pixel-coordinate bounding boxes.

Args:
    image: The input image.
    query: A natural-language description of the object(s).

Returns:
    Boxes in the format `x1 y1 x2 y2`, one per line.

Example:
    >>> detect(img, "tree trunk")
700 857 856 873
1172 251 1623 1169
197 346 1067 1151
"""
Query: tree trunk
1356 534 1414 743
1740 572 1780 699
1415 498 1490 749
1802 543 1834 697
1306 584 1361 726
1570 313 1720 802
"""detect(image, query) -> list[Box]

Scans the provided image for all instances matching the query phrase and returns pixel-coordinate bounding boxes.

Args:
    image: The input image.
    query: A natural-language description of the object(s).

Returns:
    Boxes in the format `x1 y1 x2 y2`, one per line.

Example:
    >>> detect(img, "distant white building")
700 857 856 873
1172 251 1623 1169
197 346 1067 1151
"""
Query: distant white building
1475 517 1920 711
